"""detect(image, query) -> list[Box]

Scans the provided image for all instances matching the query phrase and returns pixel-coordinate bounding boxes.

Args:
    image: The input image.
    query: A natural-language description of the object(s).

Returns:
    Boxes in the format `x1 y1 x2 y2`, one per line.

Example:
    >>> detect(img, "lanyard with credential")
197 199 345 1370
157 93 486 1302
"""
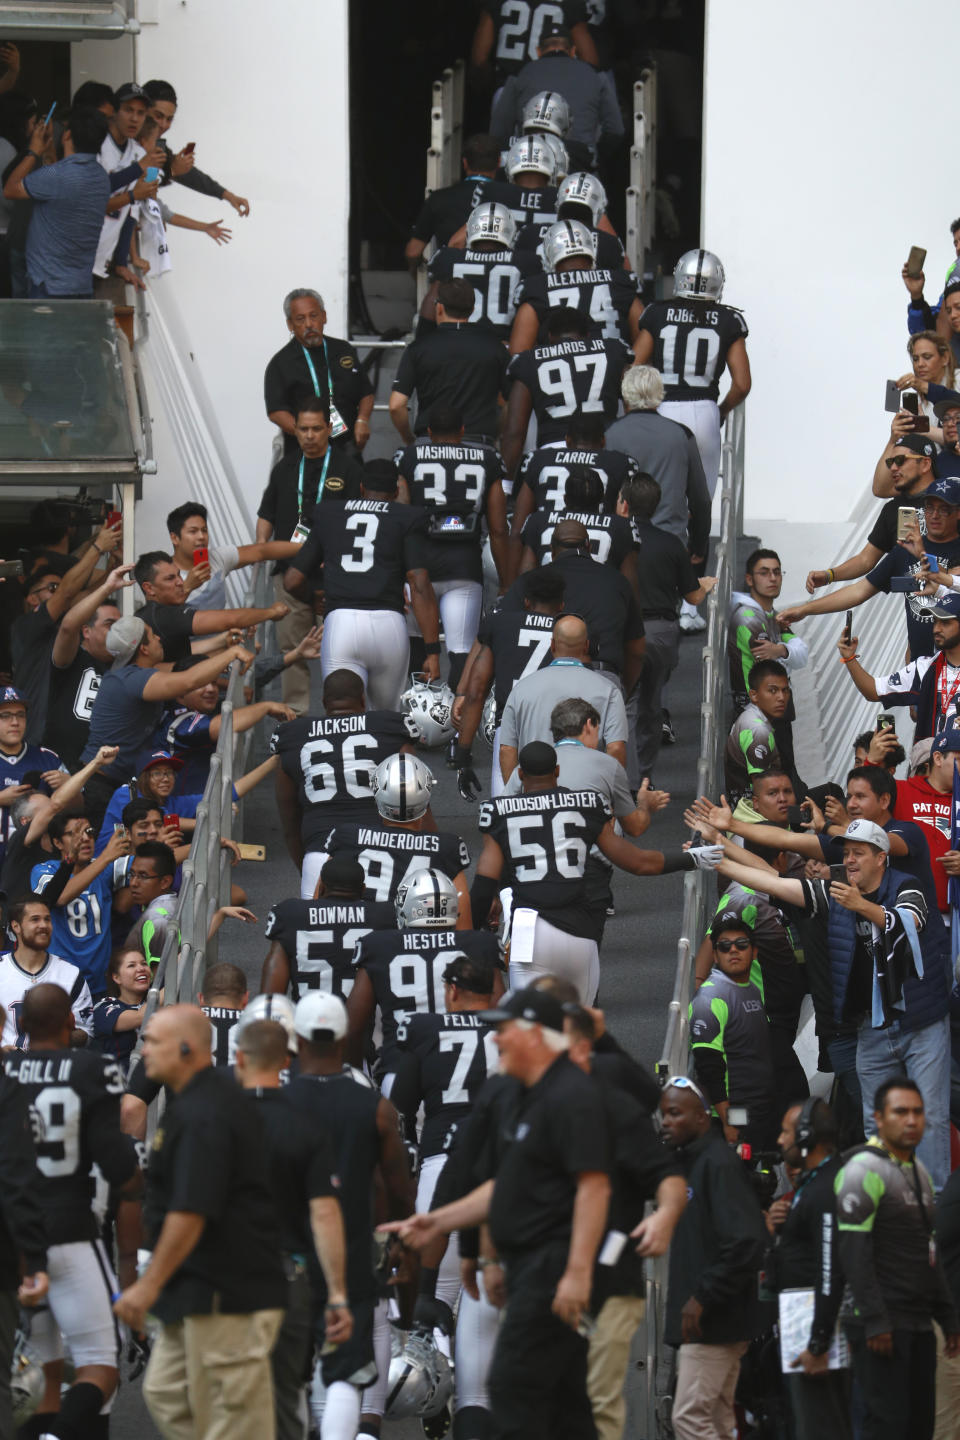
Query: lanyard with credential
301 341 335 399
298 450 331 524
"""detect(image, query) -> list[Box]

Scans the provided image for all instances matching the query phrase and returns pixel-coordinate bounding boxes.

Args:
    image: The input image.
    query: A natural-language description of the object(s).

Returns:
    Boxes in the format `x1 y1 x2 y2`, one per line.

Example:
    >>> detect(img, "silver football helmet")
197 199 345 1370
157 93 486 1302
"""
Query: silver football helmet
539 132 569 182
522 89 571 139
11 1334 43 1427
372 751 436 823
236 993 297 1053
673 248 725 301
400 674 456 749
395 868 459 930
385 1329 454 1419
466 201 517 251
558 171 607 227
505 135 554 182
480 692 497 749
542 218 597 271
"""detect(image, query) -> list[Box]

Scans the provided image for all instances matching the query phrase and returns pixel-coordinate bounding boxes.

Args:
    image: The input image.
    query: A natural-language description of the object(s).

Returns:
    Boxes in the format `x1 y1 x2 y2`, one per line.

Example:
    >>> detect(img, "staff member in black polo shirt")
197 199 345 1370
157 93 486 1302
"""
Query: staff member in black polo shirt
264 288 374 459
385 985 611 1440
257 396 368 712
114 1004 287 1440
389 277 509 446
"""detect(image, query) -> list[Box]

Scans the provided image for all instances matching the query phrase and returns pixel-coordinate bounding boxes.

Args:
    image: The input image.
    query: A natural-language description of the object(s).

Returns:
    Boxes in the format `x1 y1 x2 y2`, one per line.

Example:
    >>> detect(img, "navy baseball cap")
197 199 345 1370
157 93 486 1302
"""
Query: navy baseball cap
0 686 26 708
892 433 936 459
478 986 565 1034
933 390 960 420
709 906 755 939
114 82 150 106
932 728 960 755
928 593 960 620
135 748 183 774
922 477 960 507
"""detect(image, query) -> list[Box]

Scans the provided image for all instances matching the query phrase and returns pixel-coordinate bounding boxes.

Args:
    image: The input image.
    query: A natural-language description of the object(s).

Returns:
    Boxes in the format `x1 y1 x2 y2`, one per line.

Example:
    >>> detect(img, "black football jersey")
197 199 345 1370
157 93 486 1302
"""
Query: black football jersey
486 0 588 79
636 298 748 403
294 499 430 613
515 225 628 274
4 1047 136 1243
323 822 471 904
478 179 559 232
506 337 630 444
264 897 397 1000
393 1011 498 1158
271 710 420 848
353 928 502 1054
428 246 541 337
202 1004 242 1068
517 268 638 345
395 438 506 584
514 444 640 509
520 509 637 568
476 608 556 721
478 787 611 939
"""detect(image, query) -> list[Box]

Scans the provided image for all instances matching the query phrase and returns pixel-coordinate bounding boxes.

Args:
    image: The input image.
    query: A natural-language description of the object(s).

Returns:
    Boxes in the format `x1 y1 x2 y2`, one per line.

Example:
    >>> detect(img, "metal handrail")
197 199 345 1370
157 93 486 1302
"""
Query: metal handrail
625 66 657 274
637 405 745 1440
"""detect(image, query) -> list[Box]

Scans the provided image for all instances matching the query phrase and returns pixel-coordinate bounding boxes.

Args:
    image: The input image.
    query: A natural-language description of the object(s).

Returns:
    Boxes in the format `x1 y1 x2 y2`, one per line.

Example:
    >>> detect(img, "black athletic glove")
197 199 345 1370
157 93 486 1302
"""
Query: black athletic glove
453 744 481 802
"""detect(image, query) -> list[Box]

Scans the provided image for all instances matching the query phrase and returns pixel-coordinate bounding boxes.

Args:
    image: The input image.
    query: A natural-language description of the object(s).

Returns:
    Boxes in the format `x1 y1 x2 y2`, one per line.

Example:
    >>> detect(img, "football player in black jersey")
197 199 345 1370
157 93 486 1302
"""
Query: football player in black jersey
395 405 514 682
509 220 642 355
471 742 722 1000
471 2 597 85
514 170 632 273
284 461 441 712
509 410 641 525
197 961 249 1067
7 982 140 1439
321 753 473 924
421 202 541 342
501 306 632 478
287 991 414 1440
635 248 751 502
346 868 502 1075
405 134 501 271
518 466 640 582
271 667 421 897
453 568 566 801
261 854 396 999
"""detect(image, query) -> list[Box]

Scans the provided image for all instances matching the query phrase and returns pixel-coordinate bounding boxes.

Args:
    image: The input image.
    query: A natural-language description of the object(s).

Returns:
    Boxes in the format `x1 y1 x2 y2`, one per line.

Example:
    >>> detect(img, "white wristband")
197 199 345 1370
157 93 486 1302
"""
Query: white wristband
952 575 960 591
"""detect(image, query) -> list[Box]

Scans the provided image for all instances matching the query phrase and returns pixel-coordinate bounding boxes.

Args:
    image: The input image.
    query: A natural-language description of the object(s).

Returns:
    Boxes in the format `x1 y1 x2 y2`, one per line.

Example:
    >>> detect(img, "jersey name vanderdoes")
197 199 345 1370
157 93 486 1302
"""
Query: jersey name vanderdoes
395 1010 498 1157
271 710 420 848
427 246 540 337
353 927 502 1053
514 444 640 508
0 952 94 1049
520 509 637 568
506 337 630 443
322 822 470 904
4 1046 133 1243
476 608 556 721
264 897 397 1000
478 787 611 937
517 267 637 345
637 298 748 403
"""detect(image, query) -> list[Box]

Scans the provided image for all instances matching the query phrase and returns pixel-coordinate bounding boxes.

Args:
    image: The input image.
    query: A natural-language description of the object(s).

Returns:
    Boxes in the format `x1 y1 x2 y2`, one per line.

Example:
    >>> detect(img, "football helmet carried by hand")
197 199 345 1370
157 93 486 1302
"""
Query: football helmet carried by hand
401 674 456 748
236 992 297 1052
372 751 436 823
673 248 725 302
385 1328 454 1419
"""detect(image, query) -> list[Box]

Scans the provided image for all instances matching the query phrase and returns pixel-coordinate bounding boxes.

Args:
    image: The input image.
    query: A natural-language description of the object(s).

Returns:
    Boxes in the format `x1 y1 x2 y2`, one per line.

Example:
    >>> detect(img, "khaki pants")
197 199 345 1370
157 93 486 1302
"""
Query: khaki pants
143 1307 284 1440
934 1321 960 1440
586 1292 645 1440
274 573 316 714
672 1340 748 1440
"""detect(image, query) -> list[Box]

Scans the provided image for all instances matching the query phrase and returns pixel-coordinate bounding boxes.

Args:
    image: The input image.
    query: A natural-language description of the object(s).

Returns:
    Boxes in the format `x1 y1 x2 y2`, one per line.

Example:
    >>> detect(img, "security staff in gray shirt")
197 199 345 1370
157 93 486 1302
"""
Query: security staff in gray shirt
498 615 628 785
605 365 712 565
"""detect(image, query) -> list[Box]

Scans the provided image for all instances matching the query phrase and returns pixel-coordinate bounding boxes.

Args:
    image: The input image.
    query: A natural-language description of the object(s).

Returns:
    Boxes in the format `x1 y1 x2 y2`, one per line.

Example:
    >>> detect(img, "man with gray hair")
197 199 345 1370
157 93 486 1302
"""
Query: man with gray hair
264 288 374 459
606 364 712 632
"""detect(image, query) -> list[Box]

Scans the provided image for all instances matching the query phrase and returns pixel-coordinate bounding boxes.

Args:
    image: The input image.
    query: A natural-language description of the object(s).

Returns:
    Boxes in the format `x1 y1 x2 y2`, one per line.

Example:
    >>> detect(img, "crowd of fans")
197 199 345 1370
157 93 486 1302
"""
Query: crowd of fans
1 15 960 1440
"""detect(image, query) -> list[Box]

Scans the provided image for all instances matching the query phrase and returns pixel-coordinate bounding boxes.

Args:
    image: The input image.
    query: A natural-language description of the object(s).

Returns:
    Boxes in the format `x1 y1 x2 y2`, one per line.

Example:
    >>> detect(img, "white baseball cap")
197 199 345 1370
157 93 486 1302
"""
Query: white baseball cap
294 991 347 1042
841 818 890 854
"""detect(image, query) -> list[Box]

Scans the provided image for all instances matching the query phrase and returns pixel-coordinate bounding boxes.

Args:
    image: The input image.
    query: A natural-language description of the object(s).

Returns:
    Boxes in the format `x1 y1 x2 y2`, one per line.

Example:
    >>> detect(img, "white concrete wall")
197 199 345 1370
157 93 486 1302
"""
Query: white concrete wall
702 0 956 525
73 0 351 547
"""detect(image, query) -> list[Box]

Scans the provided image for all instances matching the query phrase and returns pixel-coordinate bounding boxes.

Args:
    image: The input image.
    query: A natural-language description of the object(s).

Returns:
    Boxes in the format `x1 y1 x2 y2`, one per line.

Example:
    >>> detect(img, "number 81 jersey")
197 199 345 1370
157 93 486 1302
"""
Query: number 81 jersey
478 788 611 938
636 297 748 403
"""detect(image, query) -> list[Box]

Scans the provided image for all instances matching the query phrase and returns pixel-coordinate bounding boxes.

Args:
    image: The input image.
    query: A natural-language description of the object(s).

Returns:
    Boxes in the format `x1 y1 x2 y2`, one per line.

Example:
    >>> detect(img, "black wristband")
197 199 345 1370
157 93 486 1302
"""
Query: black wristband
424 642 441 656
661 849 695 875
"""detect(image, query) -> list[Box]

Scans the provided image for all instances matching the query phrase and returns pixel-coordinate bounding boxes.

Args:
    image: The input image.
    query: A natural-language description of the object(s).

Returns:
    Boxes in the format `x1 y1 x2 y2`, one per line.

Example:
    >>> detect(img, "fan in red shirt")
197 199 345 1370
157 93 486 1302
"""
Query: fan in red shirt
893 728 960 913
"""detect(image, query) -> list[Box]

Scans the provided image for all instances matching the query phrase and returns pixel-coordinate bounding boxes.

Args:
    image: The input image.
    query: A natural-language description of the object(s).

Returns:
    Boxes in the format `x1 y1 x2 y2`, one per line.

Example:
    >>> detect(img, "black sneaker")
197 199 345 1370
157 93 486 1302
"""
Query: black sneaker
661 716 678 745
422 1399 453 1438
